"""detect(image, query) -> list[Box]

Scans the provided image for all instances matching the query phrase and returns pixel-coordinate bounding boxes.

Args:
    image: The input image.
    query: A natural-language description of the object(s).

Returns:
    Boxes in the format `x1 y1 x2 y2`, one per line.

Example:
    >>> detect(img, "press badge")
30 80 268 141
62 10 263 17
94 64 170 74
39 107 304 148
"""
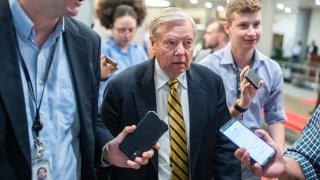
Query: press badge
31 137 53 180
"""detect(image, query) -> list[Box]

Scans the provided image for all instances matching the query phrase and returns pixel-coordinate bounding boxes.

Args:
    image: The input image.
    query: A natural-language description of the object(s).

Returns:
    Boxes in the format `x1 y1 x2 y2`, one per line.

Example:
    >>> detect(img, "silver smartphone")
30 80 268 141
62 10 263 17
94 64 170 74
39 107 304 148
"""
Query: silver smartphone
220 119 276 166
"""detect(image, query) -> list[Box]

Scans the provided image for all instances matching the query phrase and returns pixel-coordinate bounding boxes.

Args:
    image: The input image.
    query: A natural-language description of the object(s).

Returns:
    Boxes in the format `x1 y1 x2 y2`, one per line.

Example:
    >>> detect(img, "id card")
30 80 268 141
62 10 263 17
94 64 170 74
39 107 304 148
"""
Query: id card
32 159 52 180
31 137 52 180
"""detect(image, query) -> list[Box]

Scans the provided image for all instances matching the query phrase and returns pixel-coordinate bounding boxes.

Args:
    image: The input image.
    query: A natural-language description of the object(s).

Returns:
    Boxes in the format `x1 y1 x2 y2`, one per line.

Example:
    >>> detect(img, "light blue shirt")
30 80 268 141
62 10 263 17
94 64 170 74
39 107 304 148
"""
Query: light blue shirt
98 37 147 106
9 0 80 179
199 43 286 129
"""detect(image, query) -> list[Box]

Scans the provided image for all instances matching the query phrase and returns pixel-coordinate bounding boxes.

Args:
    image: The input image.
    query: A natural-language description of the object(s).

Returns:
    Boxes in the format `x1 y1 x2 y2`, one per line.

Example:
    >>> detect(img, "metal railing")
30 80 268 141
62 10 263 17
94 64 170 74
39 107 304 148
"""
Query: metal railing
278 60 320 91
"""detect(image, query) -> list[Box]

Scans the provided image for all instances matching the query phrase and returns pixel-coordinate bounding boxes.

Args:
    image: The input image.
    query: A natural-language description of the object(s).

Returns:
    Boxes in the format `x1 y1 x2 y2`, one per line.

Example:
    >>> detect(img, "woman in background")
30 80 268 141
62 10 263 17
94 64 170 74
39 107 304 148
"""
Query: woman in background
95 0 147 106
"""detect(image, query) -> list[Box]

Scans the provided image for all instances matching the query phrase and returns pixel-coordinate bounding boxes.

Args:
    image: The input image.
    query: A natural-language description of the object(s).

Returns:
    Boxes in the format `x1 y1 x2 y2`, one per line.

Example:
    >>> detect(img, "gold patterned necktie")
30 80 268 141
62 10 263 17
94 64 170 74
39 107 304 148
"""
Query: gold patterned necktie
167 79 189 180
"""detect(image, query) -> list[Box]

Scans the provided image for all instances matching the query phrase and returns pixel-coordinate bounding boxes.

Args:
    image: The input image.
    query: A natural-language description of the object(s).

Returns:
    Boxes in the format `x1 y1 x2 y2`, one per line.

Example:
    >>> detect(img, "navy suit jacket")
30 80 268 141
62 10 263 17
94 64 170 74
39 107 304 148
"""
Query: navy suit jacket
99 59 241 180
0 0 112 179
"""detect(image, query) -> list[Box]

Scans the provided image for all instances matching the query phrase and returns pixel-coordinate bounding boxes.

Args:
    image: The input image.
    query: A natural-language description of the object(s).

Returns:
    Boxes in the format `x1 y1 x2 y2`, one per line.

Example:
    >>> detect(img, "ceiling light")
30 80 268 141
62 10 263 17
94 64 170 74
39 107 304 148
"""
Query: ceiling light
276 3 284 10
316 0 320 6
190 0 198 4
217 6 225 12
145 0 170 7
205 2 213 8
284 7 292 13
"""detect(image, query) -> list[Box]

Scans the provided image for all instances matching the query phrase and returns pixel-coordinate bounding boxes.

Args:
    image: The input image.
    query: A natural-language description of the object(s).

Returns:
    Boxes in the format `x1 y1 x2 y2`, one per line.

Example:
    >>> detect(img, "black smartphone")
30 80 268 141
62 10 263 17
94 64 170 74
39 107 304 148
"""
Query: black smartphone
220 119 276 166
119 111 168 160
244 68 260 89
102 55 118 67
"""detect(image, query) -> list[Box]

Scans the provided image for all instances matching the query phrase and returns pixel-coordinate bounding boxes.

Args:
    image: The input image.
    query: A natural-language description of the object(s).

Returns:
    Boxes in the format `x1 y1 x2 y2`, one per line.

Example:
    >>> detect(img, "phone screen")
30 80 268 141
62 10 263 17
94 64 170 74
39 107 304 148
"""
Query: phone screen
220 119 276 166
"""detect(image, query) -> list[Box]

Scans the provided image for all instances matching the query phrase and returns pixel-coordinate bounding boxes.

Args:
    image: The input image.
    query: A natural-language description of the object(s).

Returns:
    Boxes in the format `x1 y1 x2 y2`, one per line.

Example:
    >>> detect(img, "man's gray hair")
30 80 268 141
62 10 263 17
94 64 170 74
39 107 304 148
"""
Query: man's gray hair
149 7 196 38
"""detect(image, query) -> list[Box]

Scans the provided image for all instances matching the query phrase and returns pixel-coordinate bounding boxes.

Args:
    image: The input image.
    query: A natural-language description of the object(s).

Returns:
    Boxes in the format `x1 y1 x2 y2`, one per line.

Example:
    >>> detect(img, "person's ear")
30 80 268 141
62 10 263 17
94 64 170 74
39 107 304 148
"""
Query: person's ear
150 36 156 53
149 36 155 45
224 21 230 35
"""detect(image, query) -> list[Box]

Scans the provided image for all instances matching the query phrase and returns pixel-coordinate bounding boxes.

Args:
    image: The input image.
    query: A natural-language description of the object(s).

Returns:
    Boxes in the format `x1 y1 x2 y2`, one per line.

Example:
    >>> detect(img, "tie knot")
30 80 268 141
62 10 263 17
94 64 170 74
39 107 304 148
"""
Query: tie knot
167 79 179 90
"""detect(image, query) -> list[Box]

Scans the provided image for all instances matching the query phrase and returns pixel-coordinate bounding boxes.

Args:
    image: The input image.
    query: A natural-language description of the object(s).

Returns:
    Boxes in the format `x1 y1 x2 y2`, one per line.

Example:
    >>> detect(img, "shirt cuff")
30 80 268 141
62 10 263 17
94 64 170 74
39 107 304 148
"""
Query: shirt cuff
264 108 287 124
100 76 109 82
100 143 111 167
284 150 317 179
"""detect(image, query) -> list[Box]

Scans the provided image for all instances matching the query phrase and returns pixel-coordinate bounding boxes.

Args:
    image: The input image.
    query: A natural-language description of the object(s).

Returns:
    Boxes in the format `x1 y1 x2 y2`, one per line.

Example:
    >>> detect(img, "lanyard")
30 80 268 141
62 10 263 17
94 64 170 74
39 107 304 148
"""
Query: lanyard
14 31 58 138
234 62 241 98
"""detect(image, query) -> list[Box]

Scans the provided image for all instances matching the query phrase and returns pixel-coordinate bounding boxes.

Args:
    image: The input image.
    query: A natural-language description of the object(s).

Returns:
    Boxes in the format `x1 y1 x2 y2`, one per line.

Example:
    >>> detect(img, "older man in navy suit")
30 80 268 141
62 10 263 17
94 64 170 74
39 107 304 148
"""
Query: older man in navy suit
100 7 241 180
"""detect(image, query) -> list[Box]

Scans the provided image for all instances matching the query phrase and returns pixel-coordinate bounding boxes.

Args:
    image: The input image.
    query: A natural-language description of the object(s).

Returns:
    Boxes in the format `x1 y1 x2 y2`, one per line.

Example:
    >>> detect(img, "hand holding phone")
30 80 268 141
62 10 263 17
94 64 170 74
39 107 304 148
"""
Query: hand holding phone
101 55 118 67
220 119 276 166
234 129 284 178
120 111 168 160
244 68 260 89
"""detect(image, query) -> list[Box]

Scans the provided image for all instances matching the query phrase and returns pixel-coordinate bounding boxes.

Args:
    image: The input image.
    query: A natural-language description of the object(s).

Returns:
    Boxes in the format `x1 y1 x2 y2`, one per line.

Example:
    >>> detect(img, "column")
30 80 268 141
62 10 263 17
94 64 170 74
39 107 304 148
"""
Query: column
258 0 275 57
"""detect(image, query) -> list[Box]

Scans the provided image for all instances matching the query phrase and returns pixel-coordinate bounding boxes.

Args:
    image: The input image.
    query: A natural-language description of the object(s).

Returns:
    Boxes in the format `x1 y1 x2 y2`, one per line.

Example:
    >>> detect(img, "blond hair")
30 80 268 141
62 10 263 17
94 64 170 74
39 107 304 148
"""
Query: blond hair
225 0 261 24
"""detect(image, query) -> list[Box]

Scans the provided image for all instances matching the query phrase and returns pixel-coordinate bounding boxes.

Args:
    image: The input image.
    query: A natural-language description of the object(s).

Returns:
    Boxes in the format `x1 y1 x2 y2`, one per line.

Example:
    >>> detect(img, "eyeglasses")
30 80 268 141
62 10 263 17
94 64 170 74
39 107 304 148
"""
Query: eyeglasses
113 27 136 35
161 39 194 51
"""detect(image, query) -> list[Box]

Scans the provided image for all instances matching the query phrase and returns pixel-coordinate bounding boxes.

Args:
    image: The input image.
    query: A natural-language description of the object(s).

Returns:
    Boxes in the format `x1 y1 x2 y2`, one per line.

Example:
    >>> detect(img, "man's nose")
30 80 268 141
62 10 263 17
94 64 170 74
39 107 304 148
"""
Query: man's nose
246 26 256 36
174 42 185 55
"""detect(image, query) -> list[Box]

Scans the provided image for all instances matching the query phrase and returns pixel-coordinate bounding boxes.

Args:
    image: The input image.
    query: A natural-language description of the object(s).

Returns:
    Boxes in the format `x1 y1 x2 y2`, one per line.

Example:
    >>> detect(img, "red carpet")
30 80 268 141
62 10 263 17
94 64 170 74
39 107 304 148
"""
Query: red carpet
300 98 316 106
284 110 309 132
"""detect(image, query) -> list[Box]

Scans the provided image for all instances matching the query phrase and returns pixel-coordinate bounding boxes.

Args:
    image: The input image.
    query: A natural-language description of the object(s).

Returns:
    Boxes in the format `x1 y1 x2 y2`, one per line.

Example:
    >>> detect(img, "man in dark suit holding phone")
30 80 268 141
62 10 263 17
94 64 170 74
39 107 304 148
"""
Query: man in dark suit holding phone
99 7 240 180
0 0 156 179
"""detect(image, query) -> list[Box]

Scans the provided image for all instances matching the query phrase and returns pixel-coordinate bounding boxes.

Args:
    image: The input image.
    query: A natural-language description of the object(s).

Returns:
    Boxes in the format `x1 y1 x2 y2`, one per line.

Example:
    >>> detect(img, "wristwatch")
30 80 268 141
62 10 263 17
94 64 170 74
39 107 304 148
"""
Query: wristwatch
234 99 248 113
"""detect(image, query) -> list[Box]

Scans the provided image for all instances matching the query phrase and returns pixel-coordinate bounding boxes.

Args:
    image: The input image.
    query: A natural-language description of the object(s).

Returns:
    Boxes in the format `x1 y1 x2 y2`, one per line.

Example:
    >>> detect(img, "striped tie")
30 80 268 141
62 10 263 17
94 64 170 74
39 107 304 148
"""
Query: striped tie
167 79 189 180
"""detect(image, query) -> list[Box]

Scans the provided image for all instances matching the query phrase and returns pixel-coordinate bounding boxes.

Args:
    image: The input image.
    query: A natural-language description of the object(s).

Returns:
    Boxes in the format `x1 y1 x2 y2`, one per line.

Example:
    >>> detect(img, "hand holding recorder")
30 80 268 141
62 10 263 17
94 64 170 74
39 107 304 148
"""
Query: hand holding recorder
237 66 264 110
244 68 260 89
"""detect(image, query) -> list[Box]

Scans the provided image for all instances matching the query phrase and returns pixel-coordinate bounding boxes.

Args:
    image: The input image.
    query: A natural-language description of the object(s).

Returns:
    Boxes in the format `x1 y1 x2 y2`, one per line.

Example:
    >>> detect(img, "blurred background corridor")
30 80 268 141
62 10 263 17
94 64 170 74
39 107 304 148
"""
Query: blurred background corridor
76 0 320 145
